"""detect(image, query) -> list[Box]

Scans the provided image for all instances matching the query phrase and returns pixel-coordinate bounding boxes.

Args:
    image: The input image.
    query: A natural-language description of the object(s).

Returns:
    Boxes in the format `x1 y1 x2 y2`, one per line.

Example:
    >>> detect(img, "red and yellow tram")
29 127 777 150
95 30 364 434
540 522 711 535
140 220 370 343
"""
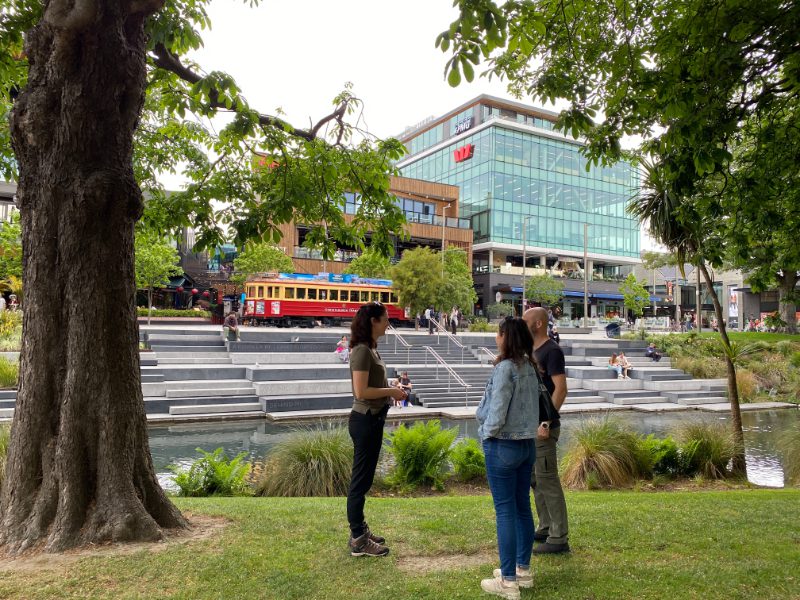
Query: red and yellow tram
243 274 410 327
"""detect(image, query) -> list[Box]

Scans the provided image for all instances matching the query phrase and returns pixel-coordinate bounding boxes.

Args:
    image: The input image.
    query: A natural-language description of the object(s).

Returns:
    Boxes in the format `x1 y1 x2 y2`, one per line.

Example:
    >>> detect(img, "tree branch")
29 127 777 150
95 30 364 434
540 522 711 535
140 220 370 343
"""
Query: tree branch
150 43 347 143
43 0 97 30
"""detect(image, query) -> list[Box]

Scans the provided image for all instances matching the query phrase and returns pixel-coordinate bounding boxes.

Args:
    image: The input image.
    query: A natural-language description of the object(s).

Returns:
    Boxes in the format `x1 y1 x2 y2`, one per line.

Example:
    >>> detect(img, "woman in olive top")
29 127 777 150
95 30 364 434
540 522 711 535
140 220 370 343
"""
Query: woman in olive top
347 303 407 557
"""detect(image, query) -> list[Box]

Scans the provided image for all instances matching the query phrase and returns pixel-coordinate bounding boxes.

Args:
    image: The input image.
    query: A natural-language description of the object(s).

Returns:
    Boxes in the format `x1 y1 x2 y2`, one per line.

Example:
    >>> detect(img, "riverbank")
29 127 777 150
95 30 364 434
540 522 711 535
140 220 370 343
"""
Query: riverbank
1 490 798 599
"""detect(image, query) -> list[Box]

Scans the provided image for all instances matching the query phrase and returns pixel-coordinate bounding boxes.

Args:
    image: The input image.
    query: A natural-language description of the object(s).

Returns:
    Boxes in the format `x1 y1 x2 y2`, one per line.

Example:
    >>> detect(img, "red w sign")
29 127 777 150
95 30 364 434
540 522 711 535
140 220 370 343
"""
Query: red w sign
453 144 475 163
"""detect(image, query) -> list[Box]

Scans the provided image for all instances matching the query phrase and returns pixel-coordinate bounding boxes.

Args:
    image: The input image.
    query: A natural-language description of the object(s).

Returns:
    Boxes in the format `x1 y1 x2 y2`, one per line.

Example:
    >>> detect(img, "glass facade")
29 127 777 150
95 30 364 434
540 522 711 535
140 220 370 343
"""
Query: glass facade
399 108 640 258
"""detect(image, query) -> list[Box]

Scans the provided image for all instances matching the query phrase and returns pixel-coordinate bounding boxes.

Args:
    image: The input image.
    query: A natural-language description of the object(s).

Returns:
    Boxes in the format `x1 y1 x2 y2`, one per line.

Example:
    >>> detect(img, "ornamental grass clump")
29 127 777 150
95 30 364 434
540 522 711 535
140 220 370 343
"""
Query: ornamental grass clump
0 357 18 389
169 447 251 497
384 420 457 491
560 418 644 489
450 438 486 482
254 425 353 497
677 422 736 479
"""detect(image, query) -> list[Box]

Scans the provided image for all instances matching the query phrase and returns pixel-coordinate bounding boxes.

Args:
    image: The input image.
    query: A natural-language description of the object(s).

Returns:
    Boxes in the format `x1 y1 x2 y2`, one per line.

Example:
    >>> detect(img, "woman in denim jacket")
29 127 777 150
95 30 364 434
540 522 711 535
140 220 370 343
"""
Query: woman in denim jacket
476 317 540 600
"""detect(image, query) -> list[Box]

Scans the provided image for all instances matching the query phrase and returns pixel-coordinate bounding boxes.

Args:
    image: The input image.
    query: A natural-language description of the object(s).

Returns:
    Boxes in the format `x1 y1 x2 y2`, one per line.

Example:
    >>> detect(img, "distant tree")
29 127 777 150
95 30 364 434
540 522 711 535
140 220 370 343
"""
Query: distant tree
0 212 22 282
344 248 391 279
390 247 442 317
486 302 514 320
619 273 649 320
525 274 564 308
135 231 182 325
232 243 294 286
436 248 477 314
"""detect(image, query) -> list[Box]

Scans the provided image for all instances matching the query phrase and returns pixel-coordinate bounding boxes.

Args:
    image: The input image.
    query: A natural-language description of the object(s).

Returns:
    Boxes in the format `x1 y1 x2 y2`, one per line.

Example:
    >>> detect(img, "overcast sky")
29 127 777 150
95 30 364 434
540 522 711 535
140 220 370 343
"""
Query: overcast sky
190 0 530 140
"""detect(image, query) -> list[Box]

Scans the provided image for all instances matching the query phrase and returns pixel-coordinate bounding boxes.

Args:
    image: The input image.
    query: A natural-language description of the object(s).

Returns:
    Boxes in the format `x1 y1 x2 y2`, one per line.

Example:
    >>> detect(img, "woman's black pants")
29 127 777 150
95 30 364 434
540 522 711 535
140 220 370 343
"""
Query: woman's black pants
347 408 386 537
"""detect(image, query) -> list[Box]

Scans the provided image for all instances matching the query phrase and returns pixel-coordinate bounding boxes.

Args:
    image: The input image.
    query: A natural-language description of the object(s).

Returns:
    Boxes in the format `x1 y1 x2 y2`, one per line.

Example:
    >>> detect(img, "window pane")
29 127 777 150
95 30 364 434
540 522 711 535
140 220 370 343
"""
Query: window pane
330 290 338 301
360 291 369 302
350 290 359 302
381 292 390 303
296 287 306 300
307 288 317 300
371 291 379 302
285 287 294 299
257 286 264 297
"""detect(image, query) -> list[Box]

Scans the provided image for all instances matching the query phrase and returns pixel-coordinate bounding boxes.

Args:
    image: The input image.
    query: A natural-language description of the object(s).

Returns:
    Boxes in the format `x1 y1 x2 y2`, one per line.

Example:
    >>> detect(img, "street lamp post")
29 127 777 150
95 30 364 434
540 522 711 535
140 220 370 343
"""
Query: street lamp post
583 223 589 328
521 215 532 315
441 203 451 278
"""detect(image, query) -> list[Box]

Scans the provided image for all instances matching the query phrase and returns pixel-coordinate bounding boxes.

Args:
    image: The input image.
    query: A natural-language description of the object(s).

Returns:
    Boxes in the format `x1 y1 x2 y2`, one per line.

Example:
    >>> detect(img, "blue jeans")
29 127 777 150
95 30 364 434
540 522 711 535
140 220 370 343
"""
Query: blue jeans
483 438 536 580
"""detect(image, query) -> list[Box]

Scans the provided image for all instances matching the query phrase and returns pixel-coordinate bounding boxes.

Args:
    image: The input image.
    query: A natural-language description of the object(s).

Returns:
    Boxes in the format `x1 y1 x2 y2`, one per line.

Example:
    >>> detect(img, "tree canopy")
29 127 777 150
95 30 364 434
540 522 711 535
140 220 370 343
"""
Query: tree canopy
619 273 649 319
134 230 182 324
343 248 391 279
231 243 294 285
389 247 442 317
0 0 408 257
525 274 564 307
436 248 477 313
0 211 21 282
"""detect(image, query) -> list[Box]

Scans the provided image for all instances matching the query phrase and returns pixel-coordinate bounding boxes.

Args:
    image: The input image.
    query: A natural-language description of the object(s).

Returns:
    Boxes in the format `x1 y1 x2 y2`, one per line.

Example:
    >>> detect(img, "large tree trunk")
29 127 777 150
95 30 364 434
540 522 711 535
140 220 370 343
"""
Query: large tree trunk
776 271 799 334
0 1 186 554
699 263 747 476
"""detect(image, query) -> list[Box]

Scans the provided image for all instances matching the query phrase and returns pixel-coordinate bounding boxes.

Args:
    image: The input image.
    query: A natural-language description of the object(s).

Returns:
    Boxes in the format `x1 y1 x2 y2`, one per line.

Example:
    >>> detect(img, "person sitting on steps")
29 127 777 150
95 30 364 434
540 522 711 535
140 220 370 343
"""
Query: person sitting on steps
645 343 662 362
608 353 624 378
618 351 632 379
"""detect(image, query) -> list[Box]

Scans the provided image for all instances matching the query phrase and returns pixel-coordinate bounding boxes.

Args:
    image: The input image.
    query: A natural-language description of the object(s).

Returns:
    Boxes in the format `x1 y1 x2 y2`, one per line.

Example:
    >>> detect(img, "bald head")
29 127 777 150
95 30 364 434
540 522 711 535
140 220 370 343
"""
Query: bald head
523 307 548 335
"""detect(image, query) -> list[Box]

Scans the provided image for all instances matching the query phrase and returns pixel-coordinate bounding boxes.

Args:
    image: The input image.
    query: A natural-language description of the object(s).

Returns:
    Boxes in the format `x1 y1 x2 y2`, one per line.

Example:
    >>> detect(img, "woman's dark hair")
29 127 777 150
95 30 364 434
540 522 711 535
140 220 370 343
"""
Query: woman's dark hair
350 303 387 349
496 316 536 367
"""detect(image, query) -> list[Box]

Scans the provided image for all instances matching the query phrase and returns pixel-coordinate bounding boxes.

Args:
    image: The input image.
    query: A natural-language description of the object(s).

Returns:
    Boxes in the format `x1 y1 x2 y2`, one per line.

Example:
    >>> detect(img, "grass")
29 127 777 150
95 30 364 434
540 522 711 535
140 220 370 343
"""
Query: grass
694 331 800 342
0 356 17 389
0 490 798 599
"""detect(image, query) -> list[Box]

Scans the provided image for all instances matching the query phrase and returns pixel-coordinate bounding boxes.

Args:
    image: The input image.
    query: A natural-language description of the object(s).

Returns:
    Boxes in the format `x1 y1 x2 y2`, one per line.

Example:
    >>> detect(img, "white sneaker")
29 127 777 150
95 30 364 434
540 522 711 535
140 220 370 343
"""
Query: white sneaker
481 575 521 599
493 567 533 588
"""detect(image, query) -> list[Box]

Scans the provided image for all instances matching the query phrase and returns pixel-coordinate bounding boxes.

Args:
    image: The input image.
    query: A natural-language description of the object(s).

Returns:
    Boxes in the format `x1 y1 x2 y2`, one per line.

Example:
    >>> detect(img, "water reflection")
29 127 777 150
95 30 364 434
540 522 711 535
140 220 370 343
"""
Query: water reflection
149 409 799 490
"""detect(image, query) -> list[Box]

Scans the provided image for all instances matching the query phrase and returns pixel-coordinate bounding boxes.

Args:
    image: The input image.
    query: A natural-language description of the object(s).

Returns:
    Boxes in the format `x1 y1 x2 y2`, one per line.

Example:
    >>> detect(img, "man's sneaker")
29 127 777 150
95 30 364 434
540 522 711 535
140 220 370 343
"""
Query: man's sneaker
363 522 385 545
349 532 389 557
532 541 570 554
492 568 533 588
480 575 521 600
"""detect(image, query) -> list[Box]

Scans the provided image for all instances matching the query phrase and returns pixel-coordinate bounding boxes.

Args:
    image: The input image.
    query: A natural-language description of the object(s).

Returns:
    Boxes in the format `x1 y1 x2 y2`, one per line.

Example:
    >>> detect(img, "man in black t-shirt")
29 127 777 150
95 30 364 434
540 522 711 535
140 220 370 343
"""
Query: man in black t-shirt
523 307 570 554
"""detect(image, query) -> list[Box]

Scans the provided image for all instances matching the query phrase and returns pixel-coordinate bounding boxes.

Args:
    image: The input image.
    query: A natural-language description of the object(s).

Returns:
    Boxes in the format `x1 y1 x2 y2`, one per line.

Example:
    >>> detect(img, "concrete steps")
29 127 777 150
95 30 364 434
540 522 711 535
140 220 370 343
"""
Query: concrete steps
166 387 255 398
156 357 233 365
169 402 261 416
564 394 606 404
676 396 729 405
611 396 668 405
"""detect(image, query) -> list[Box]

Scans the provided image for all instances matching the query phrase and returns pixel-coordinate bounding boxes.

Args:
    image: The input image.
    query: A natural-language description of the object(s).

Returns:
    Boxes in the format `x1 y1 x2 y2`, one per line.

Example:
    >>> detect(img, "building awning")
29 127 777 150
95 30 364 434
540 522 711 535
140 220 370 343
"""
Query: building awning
563 290 586 298
592 292 624 301
166 275 193 289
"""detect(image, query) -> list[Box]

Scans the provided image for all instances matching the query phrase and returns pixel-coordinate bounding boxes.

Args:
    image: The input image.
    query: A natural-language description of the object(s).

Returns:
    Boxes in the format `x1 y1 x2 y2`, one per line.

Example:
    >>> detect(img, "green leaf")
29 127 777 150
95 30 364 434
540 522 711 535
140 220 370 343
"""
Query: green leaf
447 63 462 87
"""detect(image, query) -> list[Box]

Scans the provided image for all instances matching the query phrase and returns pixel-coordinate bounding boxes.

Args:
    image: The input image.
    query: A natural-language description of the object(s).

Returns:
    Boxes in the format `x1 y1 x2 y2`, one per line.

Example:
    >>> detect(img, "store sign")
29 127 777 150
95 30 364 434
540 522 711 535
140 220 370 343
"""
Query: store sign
453 143 475 163
453 116 474 135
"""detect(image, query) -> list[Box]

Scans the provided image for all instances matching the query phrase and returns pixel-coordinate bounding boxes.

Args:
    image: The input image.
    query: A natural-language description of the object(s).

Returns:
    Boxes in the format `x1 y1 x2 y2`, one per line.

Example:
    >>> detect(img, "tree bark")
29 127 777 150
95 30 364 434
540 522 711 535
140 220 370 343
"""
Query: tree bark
777 271 799 334
699 263 747 476
0 1 186 554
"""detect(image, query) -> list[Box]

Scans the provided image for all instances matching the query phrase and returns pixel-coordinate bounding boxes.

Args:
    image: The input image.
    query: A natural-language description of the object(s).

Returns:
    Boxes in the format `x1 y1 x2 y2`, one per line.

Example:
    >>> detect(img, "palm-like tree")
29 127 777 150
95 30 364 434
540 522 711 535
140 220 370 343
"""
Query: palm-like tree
629 159 747 476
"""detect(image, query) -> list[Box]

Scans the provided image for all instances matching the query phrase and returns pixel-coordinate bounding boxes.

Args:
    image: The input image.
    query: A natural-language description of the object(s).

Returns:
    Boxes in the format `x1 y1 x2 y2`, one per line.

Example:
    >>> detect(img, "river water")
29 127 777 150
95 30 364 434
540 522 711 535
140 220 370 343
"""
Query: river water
150 409 800 490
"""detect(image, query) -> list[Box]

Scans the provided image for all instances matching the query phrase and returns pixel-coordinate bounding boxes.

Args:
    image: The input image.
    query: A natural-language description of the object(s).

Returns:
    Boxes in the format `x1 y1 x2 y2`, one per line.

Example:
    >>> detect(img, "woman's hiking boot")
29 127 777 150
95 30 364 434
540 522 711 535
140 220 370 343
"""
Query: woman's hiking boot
349 532 389 557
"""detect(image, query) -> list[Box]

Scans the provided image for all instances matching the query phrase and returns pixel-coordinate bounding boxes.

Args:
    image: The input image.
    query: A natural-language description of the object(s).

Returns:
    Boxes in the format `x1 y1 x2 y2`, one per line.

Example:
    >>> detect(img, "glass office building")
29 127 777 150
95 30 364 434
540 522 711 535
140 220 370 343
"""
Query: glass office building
397 95 642 317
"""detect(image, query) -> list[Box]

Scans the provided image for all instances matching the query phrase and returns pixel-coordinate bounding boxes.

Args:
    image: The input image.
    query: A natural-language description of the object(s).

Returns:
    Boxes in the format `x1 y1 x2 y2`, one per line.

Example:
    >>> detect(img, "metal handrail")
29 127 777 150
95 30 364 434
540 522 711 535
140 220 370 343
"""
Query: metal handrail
423 345 472 406
477 346 497 363
387 323 411 364
429 317 469 363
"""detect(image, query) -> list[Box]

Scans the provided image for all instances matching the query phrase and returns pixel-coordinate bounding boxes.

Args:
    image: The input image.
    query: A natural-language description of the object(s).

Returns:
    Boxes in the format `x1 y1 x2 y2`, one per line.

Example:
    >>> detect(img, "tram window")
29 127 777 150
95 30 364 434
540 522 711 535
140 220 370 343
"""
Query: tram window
308 288 317 300
350 290 359 302
319 289 326 300
381 292 390 303
390 293 398 303
257 286 264 297
273 286 281 299
285 287 295 299
247 286 254 297
329 290 338 301
360 291 369 302
371 291 379 302
296 287 306 300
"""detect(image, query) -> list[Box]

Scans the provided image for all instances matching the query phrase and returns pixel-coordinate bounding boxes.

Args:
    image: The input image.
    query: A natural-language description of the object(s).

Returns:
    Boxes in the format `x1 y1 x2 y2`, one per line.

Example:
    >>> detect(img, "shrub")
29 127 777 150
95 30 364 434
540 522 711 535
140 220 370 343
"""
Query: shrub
675 356 726 379
736 369 758 401
468 317 497 332
384 420 457 491
560 418 643 489
136 308 211 318
0 310 22 351
746 356 788 390
638 434 683 477
450 438 486 482
775 340 797 358
0 357 18 389
676 422 736 479
778 426 800 486
486 302 515 320
0 422 9 488
790 352 800 369
169 447 251 497
253 425 353 497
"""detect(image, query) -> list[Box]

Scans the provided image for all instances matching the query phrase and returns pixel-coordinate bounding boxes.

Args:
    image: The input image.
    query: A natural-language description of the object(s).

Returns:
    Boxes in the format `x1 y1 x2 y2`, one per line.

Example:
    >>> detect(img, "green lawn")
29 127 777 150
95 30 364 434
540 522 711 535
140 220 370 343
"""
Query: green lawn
1 490 798 599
